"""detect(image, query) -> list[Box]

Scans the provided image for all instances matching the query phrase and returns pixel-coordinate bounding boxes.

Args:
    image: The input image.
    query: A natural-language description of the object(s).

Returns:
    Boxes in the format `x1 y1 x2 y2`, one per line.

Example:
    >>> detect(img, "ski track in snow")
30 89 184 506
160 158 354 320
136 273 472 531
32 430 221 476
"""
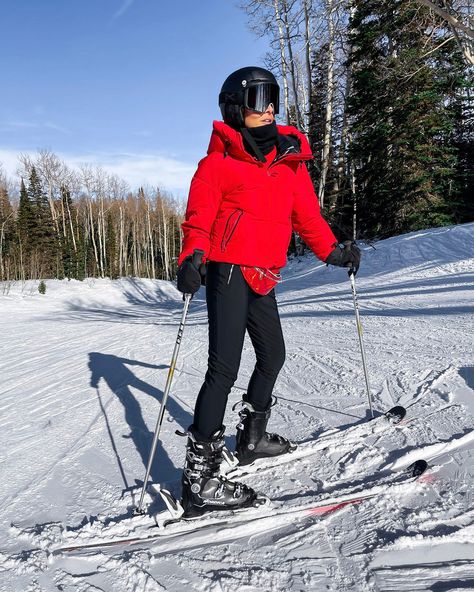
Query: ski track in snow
1 223 474 591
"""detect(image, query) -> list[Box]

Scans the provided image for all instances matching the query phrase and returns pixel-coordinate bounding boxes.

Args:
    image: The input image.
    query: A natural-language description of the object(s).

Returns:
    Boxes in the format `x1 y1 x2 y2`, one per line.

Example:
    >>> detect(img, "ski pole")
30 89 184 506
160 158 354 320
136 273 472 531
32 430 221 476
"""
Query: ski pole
135 248 204 515
348 267 374 419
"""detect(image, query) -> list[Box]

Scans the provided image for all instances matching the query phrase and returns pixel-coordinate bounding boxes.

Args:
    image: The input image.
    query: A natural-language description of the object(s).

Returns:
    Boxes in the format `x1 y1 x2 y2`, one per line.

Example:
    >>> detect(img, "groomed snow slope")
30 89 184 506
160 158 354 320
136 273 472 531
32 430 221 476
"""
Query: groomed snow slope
1 223 473 591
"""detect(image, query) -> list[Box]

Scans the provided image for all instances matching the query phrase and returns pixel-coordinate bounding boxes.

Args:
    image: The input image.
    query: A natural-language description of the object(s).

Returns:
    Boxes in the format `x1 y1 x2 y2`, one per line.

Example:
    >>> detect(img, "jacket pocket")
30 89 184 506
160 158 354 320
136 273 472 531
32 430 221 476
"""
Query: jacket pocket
221 209 243 252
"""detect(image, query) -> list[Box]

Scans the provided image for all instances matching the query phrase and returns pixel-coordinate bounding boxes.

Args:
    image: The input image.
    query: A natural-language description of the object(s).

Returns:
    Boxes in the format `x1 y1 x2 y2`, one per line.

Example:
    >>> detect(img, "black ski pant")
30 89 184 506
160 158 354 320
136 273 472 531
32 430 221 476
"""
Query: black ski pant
193 262 286 440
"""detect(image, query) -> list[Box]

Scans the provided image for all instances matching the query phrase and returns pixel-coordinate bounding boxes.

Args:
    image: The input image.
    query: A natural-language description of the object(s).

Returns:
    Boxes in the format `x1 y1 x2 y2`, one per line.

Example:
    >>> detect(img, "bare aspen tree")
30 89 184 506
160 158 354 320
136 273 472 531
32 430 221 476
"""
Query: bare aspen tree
17 153 34 185
303 0 313 126
94 168 107 277
273 0 292 123
328 0 355 216
135 218 140 276
146 198 155 279
282 0 303 127
318 0 336 209
160 195 170 280
0 170 11 279
80 166 100 275
156 194 164 276
136 188 145 277
170 206 176 266
35 150 64 238
0 211 14 279
63 170 80 256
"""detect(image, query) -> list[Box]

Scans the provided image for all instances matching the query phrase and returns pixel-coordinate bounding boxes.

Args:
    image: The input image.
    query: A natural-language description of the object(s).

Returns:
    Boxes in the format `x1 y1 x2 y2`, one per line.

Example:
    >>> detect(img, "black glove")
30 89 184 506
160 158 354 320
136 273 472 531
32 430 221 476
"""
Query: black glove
177 256 203 295
325 241 361 274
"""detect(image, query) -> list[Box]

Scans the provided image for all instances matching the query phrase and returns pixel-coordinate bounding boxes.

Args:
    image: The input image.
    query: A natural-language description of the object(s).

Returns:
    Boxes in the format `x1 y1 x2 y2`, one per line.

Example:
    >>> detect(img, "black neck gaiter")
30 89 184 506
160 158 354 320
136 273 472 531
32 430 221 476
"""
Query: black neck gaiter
242 121 278 159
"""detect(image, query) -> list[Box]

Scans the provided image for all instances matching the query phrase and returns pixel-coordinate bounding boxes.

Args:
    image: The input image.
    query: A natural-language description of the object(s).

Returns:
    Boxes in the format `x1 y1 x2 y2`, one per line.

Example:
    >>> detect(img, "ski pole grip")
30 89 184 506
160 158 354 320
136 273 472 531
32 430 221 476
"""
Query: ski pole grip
343 241 356 277
191 249 205 269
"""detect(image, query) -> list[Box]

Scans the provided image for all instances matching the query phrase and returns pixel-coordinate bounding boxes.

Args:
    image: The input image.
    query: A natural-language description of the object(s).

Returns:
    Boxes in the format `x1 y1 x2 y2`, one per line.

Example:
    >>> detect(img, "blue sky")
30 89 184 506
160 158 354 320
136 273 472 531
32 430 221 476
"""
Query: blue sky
0 0 269 196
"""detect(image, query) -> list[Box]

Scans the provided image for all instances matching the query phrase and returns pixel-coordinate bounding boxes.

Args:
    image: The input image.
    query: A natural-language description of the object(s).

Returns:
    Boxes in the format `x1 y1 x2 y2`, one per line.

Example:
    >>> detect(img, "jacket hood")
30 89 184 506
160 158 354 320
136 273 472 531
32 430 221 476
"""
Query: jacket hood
208 120 312 162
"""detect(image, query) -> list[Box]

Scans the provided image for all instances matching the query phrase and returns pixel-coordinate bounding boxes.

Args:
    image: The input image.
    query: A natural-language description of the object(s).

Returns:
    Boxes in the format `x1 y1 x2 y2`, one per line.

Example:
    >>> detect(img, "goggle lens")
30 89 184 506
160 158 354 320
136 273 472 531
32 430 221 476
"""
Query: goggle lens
245 83 280 114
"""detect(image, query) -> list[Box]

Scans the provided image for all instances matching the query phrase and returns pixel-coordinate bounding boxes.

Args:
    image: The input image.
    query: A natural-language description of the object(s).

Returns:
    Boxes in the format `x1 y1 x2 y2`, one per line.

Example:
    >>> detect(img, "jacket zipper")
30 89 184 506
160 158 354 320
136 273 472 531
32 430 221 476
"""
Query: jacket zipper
270 146 296 168
221 209 243 252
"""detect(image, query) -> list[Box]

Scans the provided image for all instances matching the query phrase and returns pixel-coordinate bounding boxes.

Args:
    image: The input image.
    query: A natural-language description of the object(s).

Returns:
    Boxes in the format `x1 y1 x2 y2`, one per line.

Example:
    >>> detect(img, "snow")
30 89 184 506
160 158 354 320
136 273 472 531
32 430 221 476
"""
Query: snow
1 222 474 591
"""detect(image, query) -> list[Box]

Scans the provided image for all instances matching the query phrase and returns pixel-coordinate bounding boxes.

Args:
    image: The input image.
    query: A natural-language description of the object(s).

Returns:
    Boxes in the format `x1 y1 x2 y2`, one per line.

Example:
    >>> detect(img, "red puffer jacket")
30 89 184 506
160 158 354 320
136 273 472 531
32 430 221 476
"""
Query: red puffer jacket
178 120 337 268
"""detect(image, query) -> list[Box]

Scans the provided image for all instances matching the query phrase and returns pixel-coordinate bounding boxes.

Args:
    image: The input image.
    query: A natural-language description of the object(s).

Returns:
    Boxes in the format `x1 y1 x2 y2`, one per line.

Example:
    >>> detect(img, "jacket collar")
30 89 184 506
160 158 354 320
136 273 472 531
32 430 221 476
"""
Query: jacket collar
208 120 312 163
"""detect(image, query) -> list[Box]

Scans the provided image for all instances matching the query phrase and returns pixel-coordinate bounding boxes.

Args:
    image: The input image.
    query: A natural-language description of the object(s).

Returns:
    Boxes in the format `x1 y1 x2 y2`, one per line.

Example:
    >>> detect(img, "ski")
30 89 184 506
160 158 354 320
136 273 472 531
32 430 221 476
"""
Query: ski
222 404 407 480
53 458 427 556
145 404 407 514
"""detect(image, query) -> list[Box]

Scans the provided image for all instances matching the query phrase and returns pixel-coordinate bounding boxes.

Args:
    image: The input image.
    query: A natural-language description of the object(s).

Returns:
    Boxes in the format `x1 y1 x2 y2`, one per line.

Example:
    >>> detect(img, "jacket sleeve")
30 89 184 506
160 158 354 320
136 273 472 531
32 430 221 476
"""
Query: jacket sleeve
178 154 222 266
291 163 337 261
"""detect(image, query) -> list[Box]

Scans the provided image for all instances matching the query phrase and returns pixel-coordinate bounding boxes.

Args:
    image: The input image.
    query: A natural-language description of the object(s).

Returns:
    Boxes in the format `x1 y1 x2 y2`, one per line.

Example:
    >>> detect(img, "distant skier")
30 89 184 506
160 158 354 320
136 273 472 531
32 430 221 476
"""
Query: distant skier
176 66 361 517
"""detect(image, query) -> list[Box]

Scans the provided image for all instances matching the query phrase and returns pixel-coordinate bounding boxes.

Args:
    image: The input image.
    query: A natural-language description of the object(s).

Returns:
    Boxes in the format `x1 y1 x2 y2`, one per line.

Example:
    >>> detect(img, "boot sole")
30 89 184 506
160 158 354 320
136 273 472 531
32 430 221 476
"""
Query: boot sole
181 494 268 519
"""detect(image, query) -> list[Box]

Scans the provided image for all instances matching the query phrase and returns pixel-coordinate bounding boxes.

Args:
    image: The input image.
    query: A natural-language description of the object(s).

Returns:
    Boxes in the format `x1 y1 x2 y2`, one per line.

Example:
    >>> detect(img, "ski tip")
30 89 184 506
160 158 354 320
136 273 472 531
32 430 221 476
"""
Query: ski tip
385 405 407 424
408 459 428 478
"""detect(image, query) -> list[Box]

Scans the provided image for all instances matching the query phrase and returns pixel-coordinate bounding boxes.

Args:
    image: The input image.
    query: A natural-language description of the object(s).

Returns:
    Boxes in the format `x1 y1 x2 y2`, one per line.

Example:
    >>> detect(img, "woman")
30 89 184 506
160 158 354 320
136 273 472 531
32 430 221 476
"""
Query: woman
176 66 360 517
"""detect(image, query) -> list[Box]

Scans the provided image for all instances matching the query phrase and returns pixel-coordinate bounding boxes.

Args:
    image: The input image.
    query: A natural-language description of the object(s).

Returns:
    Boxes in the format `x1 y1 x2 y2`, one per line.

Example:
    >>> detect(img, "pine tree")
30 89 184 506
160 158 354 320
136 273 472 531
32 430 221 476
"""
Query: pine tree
0 186 13 238
348 0 467 238
27 166 57 275
0 186 12 221
308 44 328 192
17 179 35 250
60 185 75 279
0 186 14 279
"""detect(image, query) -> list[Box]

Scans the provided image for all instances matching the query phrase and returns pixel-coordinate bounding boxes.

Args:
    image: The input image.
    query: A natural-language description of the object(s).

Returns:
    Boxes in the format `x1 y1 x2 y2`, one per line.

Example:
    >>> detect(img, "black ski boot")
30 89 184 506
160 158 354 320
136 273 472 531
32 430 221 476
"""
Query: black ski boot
181 425 264 518
235 398 297 466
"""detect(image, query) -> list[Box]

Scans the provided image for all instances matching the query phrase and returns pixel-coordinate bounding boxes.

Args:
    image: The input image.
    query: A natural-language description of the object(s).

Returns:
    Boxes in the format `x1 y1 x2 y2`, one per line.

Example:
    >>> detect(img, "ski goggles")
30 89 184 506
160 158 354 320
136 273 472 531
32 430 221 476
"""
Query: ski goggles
219 82 280 115
244 83 280 114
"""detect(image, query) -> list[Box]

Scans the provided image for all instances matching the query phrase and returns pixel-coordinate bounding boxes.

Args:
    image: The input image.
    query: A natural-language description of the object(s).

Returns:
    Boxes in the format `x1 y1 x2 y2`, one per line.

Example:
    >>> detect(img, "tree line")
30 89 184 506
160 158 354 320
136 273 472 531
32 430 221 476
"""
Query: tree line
0 152 183 282
240 0 474 239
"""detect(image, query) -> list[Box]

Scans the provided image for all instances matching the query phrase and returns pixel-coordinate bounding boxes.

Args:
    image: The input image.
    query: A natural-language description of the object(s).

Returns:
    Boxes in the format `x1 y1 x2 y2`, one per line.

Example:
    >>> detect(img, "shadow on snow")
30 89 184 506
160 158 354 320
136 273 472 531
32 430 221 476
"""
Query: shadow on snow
88 352 192 493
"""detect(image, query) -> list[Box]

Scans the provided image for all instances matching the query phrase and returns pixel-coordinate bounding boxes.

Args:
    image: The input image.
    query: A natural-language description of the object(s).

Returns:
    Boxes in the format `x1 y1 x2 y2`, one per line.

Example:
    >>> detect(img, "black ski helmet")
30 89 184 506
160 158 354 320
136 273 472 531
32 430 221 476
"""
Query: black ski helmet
219 66 280 129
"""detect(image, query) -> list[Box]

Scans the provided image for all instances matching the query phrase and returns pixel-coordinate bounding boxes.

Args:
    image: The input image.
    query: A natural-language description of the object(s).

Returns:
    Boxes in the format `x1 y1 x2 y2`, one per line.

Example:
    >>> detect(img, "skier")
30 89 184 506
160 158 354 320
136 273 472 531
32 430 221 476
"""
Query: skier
176 66 361 517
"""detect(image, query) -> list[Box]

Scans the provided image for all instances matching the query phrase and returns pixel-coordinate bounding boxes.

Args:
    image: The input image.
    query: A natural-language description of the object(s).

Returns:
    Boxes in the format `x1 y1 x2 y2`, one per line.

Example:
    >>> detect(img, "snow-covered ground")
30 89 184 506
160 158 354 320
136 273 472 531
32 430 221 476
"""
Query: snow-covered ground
1 223 473 592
